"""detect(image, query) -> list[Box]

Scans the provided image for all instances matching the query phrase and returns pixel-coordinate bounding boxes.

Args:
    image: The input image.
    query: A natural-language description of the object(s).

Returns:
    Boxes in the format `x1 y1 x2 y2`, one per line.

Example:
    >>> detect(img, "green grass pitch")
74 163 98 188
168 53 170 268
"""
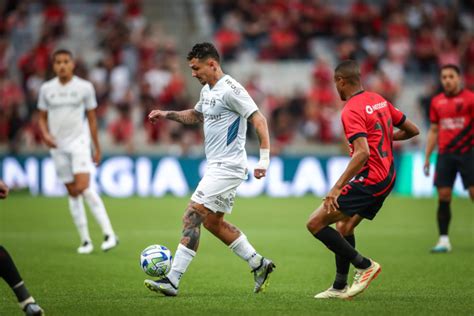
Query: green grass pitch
0 194 472 315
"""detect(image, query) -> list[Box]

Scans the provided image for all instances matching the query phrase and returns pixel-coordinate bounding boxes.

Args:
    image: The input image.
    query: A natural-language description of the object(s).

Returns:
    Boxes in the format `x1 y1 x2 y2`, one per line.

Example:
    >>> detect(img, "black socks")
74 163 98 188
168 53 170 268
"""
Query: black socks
437 201 451 235
333 234 355 290
314 227 370 270
0 246 31 302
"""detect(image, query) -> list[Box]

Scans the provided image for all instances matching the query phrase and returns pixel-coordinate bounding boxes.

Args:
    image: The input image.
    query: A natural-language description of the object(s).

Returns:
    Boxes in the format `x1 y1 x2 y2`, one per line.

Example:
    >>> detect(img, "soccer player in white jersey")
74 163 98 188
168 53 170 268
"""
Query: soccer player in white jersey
144 42 275 296
37 49 118 254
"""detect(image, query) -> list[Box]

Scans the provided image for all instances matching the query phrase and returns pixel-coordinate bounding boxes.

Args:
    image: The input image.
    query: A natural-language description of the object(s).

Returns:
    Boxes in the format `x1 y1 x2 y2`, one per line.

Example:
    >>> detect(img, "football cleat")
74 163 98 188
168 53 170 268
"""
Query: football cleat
252 257 276 293
314 286 349 299
430 242 452 253
346 260 381 298
23 303 44 316
77 241 93 254
144 277 178 296
101 235 119 252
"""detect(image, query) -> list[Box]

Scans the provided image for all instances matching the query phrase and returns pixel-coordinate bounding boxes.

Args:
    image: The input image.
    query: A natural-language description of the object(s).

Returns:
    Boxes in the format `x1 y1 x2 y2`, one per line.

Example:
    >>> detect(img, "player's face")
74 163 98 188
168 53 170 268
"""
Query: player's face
334 76 347 101
53 54 75 79
188 58 214 85
440 68 461 95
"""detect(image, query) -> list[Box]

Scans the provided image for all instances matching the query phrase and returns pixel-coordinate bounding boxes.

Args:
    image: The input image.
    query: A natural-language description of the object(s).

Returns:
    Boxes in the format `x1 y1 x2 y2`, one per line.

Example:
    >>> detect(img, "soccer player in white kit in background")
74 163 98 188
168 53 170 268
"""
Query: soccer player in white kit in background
145 42 275 296
37 49 118 254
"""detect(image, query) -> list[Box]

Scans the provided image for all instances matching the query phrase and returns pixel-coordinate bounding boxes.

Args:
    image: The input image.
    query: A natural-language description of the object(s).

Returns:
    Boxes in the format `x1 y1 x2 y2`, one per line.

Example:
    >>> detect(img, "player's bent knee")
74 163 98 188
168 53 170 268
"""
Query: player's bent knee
306 219 322 234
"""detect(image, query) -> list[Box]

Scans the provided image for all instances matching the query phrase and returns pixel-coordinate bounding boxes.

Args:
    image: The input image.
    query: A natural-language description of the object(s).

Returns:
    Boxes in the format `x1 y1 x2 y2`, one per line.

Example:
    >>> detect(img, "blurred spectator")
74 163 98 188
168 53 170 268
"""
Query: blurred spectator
108 103 134 152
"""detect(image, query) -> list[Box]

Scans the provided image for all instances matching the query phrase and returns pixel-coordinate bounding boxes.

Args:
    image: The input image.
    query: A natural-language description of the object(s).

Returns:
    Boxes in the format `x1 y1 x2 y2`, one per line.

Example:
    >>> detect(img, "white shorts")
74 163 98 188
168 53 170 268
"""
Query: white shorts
50 148 92 183
191 166 245 214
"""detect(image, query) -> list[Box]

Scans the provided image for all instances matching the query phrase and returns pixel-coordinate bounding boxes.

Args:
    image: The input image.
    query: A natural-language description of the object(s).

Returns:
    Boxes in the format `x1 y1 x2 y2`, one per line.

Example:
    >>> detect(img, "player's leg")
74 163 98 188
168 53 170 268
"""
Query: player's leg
431 153 457 253
65 179 93 254
145 201 207 296
307 204 380 298
203 212 275 293
314 215 362 299
321 215 363 296
431 187 453 253
52 149 92 254
0 246 44 315
72 152 118 251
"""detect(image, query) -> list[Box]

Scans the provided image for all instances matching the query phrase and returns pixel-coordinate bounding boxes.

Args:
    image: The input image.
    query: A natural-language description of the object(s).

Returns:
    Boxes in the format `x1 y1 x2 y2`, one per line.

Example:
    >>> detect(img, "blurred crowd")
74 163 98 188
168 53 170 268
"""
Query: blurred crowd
0 0 473 154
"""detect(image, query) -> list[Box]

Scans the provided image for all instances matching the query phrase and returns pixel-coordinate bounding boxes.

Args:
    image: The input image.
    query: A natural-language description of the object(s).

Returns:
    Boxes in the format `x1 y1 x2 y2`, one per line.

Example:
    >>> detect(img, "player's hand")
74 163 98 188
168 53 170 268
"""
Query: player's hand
148 110 167 124
254 148 270 179
0 180 9 199
93 148 102 166
323 187 341 214
254 168 266 179
423 160 430 176
42 133 57 148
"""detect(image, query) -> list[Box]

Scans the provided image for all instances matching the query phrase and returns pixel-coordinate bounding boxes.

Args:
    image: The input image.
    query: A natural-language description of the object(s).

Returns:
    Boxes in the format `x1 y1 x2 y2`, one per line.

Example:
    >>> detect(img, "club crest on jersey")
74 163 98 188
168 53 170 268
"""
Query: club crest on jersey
210 98 216 108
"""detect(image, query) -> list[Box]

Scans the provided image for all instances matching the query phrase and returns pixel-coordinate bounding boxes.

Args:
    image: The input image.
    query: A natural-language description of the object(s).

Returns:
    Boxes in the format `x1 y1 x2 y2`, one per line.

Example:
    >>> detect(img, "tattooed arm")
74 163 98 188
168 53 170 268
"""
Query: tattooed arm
148 109 203 125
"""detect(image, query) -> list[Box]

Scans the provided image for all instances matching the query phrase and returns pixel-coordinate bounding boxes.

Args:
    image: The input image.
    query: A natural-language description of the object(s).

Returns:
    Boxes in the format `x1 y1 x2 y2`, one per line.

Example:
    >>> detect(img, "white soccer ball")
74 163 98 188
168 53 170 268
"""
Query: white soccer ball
140 244 173 277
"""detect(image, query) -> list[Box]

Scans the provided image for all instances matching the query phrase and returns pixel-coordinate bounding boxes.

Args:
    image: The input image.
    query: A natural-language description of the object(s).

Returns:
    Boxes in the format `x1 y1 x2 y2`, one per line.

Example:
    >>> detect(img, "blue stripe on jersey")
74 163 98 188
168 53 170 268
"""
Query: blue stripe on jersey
226 117 240 145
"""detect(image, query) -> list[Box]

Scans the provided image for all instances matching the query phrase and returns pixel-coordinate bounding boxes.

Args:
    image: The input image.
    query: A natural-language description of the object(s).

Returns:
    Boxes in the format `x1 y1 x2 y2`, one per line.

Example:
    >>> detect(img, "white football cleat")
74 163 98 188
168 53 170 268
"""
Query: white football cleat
346 260 381 298
77 241 93 254
101 235 119 252
314 286 349 299
430 241 452 253
144 277 178 296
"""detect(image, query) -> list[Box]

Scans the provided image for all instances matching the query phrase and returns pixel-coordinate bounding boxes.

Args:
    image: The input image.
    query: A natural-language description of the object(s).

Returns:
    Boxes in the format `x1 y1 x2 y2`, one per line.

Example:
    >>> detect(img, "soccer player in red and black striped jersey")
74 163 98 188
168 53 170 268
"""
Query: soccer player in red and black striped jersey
306 60 419 299
424 64 474 253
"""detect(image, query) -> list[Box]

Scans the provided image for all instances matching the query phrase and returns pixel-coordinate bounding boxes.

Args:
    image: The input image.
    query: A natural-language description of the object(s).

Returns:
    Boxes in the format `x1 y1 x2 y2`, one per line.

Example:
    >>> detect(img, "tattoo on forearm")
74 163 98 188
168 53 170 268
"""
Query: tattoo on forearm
180 204 206 251
166 110 203 125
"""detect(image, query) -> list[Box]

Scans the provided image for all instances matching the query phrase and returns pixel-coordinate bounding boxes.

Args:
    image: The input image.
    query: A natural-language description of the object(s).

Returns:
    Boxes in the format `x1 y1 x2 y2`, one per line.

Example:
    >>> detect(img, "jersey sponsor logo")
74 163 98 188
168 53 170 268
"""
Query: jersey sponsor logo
365 101 387 114
225 78 241 95
440 117 465 130
204 113 222 121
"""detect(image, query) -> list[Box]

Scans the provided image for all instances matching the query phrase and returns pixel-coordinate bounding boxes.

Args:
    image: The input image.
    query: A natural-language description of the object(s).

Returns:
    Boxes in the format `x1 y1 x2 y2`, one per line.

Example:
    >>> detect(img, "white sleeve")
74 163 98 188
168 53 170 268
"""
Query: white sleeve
225 88 258 119
84 82 98 110
37 85 48 111
194 89 204 113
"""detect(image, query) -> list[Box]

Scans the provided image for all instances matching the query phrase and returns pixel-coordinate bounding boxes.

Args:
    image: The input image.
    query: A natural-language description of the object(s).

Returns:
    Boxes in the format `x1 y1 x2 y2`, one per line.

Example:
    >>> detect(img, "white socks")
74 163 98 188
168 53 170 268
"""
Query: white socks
439 235 450 244
167 244 196 287
229 234 262 270
82 188 114 237
68 195 91 243
18 296 35 310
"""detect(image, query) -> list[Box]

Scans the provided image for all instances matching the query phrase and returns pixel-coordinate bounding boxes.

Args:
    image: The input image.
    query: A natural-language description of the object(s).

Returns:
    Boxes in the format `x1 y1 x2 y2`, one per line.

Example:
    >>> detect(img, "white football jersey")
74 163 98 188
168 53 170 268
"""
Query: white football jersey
195 74 258 177
38 76 97 151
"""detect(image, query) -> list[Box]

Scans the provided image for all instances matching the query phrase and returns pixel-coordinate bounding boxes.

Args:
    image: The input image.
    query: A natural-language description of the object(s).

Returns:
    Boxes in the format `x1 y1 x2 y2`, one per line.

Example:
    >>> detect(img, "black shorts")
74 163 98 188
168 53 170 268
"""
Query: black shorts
337 179 395 220
434 151 474 189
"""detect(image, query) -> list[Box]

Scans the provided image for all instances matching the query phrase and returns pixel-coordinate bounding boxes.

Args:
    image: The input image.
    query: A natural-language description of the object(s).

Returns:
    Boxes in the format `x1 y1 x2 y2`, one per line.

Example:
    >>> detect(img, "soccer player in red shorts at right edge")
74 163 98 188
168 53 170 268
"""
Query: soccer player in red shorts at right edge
424 64 474 253
306 60 419 299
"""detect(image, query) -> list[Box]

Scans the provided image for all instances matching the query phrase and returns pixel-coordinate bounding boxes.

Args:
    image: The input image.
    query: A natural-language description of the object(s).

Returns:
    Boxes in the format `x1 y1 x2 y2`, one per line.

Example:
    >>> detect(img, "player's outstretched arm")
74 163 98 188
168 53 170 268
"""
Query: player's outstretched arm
248 111 270 179
423 123 438 176
393 118 420 141
148 109 203 125
37 110 57 148
86 109 101 165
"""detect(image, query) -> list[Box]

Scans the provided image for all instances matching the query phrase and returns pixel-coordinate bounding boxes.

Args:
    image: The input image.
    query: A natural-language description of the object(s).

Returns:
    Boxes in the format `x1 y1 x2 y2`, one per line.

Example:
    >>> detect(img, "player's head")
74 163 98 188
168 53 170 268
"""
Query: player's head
187 42 221 86
52 49 75 79
440 64 461 95
334 60 361 101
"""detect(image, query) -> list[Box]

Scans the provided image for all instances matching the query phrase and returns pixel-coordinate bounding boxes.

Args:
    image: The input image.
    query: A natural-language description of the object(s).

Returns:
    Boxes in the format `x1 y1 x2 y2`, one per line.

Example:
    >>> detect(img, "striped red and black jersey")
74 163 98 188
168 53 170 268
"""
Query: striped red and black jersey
429 89 474 154
341 91 406 194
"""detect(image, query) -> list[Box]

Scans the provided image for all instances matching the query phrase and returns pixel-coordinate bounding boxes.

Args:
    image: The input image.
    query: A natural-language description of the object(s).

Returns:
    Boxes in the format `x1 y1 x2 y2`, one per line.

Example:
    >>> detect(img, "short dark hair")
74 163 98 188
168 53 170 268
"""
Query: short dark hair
187 42 220 63
52 49 73 61
440 64 461 75
334 60 360 85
